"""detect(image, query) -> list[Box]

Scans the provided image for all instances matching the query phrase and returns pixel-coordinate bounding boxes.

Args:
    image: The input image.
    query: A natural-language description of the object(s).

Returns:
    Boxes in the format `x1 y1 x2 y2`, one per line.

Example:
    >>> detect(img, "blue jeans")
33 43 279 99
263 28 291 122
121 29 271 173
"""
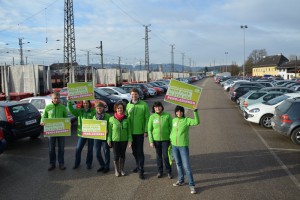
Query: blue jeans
172 145 195 186
154 141 172 174
48 137 65 166
74 137 94 167
94 139 110 169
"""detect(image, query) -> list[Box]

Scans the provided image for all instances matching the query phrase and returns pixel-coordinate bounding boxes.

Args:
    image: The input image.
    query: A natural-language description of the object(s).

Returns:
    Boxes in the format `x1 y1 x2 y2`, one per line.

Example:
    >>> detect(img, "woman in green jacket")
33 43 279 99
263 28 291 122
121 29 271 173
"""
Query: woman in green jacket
148 101 173 179
108 101 132 177
68 100 96 169
171 105 200 195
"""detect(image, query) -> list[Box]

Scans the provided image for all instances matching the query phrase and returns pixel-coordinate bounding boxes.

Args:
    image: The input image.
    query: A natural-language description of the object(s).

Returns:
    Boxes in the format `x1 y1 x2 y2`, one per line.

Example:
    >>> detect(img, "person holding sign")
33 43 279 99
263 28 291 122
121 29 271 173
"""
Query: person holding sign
68 100 96 169
126 88 150 180
148 101 173 179
171 106 199 194
108 101 132 177
41 92 68 171
93 102 111 173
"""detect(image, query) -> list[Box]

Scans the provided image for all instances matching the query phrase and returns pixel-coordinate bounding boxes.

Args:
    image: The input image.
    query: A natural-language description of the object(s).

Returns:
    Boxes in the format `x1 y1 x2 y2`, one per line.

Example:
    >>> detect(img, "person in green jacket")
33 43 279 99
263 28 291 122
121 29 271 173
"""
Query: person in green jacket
41 92 68 171
171 105 200 195
93 101 111 173
126 88 150 179
148 101 173 179
68 99 96 169
108 101 132 177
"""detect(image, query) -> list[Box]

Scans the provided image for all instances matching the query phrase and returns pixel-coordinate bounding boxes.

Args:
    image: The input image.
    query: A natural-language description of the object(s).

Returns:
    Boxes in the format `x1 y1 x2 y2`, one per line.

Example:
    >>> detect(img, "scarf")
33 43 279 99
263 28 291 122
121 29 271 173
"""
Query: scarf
114 113 125 121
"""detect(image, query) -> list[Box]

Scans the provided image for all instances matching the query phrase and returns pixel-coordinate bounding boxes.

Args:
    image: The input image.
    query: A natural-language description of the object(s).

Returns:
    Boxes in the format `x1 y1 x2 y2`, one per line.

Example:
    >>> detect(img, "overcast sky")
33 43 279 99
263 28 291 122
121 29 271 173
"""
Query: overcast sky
0 0 299 67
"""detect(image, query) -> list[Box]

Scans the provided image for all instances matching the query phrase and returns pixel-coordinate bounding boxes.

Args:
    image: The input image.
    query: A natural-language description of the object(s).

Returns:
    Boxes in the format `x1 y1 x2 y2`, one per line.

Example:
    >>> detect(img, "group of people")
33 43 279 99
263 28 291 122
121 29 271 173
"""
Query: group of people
41 88 200 194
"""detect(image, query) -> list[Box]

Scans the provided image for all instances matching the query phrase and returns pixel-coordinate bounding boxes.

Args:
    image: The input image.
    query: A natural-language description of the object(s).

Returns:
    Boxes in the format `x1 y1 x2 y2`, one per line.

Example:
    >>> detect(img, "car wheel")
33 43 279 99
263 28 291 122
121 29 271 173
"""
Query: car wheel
260 114 273 128
30 133 41 139
291 127 300 145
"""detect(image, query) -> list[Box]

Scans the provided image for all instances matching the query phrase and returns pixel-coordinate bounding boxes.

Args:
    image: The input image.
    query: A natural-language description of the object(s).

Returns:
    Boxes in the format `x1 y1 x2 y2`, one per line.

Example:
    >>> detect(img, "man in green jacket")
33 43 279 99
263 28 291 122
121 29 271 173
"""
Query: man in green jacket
41 92 68 171
126 88 150 179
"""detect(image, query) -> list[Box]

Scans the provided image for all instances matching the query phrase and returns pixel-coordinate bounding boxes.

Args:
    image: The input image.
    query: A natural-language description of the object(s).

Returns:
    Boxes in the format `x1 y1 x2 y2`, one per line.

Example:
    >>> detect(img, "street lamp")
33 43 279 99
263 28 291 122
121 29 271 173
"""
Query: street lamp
241 25 248 79
225 52 228 72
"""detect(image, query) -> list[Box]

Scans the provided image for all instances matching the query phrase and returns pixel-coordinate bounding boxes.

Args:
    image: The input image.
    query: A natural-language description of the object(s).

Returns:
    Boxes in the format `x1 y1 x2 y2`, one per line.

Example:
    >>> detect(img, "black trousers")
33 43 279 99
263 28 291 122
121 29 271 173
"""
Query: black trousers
132 134 145 173
154 141 172 174
112 141 128 161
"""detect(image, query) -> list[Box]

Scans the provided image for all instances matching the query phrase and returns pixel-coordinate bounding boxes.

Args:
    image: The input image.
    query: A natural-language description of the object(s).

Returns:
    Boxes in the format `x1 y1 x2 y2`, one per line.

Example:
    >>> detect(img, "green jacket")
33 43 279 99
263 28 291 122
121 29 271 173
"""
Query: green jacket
67 101 96 136
170 110 200 147
92 113 111 140
126 100 150 135
41 102 68 122
108 116 132 142
148 112 172 143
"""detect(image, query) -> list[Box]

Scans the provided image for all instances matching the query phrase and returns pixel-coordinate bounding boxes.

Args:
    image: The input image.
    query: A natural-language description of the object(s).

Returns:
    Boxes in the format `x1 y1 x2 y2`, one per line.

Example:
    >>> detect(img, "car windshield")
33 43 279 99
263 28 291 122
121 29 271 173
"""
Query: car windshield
264 94 289 105
9 104 38 120
94 88 110 96
102 88 115 95
113 87 127 94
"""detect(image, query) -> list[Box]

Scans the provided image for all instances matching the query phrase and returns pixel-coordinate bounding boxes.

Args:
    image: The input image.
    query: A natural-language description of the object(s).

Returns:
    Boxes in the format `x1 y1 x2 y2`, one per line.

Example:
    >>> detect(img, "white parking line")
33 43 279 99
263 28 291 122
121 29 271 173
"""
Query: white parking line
248 122 300 191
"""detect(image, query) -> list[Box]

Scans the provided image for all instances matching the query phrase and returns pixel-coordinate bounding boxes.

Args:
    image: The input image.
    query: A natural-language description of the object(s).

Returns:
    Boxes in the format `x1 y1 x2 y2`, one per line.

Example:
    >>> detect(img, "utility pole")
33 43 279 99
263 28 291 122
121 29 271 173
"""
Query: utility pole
295 56 298 78
96 41 104 68
19 38 24 65
64 0 77 85
170 44 175 73
181 53 185 73
143 24 151 73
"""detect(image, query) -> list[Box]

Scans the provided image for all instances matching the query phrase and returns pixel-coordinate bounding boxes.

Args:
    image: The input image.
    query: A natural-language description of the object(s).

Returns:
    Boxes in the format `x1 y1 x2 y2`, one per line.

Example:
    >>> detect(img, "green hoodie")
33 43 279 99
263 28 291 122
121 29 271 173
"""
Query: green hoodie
108 116 132 142
67 101 96 136
148 111 172 143
170 110 200 147
41 102 68 121
126 100 150 135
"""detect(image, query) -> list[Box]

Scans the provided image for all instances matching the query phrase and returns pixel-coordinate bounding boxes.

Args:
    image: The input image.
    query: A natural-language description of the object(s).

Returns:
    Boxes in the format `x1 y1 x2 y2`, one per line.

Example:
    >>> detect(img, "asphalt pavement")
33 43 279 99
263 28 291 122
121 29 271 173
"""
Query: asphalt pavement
0 77 299 200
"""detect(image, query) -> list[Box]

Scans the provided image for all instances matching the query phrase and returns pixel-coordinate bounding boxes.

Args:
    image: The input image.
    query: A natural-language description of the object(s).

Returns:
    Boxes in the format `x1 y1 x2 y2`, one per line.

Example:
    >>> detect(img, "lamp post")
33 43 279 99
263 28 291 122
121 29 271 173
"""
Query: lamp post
225 52 228 72
241 25 248 79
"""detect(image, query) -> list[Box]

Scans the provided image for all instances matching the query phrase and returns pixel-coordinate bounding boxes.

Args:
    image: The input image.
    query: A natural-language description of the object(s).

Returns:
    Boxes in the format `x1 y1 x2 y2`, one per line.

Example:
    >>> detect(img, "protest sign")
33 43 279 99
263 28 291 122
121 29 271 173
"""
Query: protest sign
44 118 71 137
164 79 202 109
81 119 107 140
67 82 94 101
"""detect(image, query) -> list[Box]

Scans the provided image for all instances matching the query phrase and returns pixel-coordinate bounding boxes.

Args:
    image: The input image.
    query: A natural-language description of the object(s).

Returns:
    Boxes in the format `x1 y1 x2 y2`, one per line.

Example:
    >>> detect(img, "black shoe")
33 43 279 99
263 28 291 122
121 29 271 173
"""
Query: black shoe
73 165 79 170
157 173 163 178
87 165 92 170
103 168 109 173
48 165 55 171
168 173 173 179
139 173 145 180
132 167 138 173
97 167 105 172
59 164 66 170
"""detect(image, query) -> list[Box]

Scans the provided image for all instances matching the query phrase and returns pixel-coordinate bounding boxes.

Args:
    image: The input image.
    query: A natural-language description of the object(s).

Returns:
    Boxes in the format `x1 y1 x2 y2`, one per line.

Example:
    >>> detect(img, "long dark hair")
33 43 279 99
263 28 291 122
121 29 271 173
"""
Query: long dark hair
81 100 92 109
174 105 185 117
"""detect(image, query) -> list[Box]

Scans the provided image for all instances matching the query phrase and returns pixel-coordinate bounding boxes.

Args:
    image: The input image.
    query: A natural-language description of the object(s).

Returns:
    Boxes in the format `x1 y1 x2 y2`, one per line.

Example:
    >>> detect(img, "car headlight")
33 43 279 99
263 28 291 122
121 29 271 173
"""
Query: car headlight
110 99 117 103
249 108 260 113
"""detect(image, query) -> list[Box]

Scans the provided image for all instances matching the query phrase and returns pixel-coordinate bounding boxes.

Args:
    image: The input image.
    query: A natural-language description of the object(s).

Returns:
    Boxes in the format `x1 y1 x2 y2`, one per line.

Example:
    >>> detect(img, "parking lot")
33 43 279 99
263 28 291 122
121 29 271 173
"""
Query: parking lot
0 77 300 200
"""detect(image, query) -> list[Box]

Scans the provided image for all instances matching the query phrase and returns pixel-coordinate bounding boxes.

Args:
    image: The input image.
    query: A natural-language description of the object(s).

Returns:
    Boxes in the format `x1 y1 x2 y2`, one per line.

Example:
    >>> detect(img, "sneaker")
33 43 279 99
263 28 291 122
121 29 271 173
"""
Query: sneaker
190 186 196 194
173 181 184 186
157 173 163 178
48 165 55 171
59 164 66 170
167 173 173 179
139 173 145 180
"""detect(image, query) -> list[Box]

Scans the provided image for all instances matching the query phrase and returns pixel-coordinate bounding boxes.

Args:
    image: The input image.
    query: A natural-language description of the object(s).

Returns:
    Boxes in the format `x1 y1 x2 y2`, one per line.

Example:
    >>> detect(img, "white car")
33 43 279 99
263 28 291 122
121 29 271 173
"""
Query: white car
148 88 157 96
243 93 300 128
100 87 131 103
20 96 77 124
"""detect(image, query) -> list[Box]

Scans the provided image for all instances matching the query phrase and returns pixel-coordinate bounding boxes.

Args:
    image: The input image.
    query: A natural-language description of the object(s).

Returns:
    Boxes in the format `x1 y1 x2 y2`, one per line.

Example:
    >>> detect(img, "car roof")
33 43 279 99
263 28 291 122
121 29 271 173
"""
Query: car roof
0 101 30 106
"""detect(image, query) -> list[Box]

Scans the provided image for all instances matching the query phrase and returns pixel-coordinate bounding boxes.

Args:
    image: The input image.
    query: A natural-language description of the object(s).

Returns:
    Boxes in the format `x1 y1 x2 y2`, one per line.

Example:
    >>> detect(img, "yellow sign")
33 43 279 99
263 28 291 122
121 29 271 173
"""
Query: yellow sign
82 119 107 140
67 82 94 101
43 118 71 137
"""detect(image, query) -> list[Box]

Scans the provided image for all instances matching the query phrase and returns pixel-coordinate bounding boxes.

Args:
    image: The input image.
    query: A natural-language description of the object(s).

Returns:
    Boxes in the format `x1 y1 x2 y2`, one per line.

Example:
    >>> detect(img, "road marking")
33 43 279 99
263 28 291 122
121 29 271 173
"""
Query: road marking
269 148 300 152
248 122 300 191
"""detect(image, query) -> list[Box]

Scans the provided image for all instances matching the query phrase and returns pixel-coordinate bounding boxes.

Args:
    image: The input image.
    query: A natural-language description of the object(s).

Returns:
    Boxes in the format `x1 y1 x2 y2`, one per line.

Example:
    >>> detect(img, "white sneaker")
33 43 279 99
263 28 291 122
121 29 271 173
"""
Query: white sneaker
190 186 196 194
173 181 184 186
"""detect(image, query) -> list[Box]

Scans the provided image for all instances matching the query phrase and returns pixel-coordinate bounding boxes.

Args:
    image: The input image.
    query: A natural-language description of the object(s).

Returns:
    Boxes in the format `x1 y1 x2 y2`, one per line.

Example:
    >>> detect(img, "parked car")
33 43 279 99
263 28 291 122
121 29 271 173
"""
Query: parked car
120 86 144 100
244 93 300 128
147 88 157 96
0 128 6 154
145 83 164 95
240 91 284 111
94 88 124 112
0 101 42 142
291 85 300 92
20 96 78 125
258 87 295 93
124 83 150 98
230 86 262 104
271 97 300 145
100 87 131 103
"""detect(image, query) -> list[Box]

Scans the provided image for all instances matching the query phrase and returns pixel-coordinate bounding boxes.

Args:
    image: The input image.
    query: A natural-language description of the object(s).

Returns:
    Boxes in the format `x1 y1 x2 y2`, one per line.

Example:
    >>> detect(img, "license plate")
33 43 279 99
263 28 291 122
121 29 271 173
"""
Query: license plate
25 119 37 125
